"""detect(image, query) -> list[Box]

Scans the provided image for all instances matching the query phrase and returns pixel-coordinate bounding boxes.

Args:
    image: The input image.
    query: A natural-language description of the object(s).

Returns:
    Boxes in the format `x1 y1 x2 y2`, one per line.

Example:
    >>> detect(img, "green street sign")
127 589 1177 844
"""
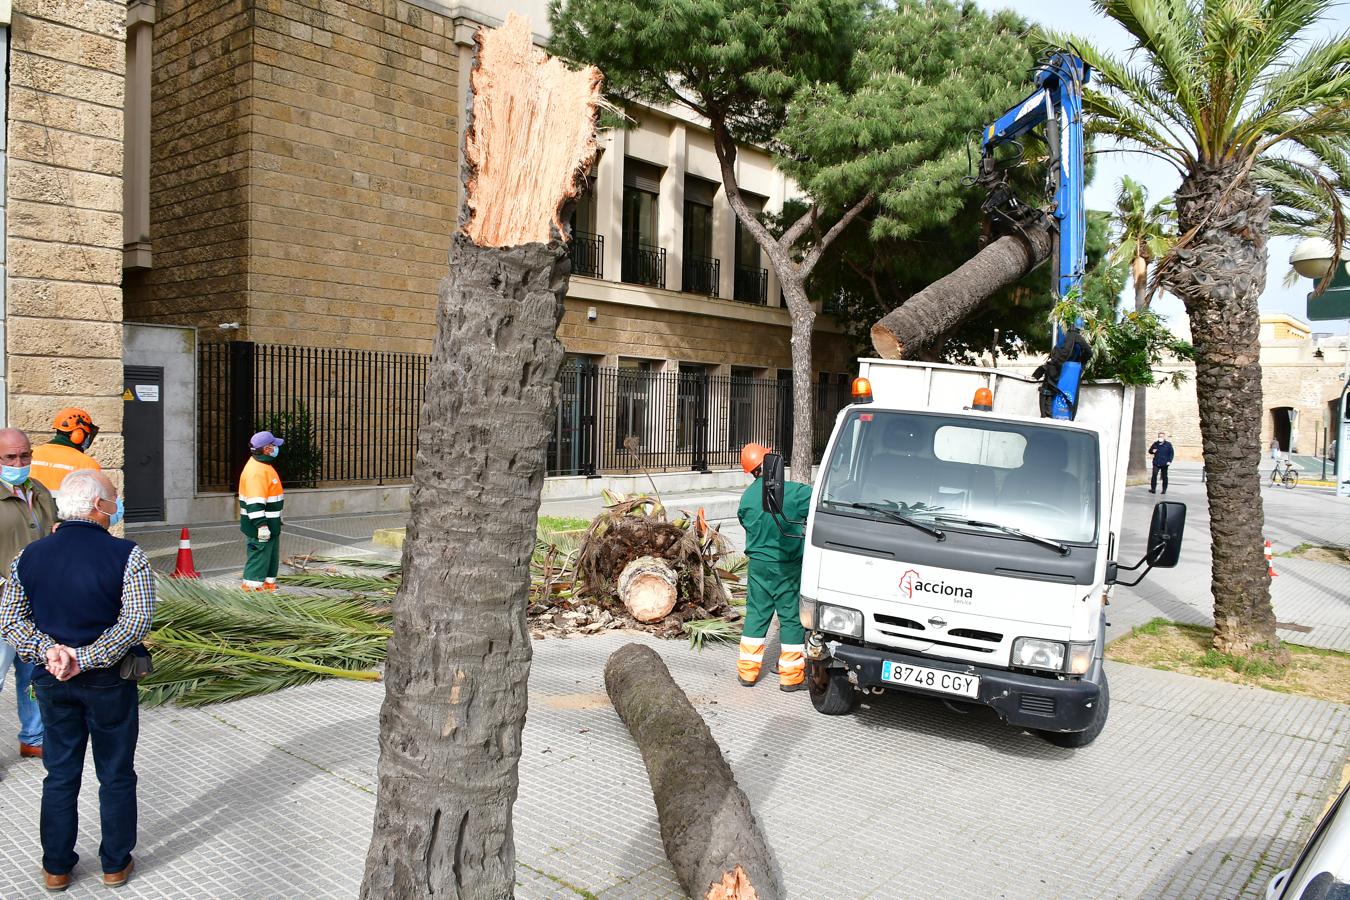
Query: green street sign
1308 263 1350 321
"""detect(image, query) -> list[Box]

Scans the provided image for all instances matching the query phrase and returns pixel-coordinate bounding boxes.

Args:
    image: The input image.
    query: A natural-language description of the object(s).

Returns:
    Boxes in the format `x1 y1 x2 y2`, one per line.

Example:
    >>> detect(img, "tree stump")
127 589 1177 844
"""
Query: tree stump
605 643 781 900
618 556 679 622
871 223 1053 359
361 15 603 899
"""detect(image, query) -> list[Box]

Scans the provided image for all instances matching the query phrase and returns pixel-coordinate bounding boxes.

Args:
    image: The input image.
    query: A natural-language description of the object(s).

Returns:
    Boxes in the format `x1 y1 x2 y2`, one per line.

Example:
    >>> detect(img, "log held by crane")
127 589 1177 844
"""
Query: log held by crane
871 221 1053 360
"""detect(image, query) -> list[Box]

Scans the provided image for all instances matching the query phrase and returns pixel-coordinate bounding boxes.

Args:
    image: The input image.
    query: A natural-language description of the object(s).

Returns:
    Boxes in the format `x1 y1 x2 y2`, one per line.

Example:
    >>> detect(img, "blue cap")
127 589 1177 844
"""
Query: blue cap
249 430 284 450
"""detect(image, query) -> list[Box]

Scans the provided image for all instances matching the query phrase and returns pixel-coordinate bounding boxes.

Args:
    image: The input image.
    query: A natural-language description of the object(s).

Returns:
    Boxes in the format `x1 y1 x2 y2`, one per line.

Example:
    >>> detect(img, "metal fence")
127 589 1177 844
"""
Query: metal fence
200 342 850 490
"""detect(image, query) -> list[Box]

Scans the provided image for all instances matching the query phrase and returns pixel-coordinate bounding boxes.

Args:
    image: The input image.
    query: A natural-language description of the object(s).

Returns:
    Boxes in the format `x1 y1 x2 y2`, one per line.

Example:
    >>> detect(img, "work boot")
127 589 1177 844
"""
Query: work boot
42 869 71 892
738 676 757 687
102 859 134 888
779 680 805 693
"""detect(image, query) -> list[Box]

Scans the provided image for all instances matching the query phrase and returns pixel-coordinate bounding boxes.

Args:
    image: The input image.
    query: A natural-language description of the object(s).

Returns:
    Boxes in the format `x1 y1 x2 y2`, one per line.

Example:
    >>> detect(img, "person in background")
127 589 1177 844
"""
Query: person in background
0 469 153 891
239 431 285 591
0 428 57 765
1148 431 1175 494
735 443 812 692
31 409 101 493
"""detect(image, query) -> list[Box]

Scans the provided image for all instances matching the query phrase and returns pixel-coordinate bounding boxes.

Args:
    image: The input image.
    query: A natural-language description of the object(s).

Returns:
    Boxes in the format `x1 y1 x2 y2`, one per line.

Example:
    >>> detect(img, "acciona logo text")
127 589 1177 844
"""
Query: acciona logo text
899 568 973 600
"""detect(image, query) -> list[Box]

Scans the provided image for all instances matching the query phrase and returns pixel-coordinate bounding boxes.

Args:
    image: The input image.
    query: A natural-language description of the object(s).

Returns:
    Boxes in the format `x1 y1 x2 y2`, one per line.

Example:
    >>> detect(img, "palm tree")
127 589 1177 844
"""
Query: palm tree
1109 176 1176 477
1059 0 1350 659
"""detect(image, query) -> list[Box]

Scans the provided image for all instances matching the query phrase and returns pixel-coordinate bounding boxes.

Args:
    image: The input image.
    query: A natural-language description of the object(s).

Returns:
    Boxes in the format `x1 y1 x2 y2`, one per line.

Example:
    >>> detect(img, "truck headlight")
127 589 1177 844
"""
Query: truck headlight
1067 642 1095 675
799 595 817 630
816 603 862 638
1012 637 1066 672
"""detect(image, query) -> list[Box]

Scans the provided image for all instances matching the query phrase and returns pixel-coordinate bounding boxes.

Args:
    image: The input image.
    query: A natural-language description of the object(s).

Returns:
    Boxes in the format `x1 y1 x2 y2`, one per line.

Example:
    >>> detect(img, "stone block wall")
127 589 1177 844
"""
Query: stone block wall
6 0 126 478
124 0 460 353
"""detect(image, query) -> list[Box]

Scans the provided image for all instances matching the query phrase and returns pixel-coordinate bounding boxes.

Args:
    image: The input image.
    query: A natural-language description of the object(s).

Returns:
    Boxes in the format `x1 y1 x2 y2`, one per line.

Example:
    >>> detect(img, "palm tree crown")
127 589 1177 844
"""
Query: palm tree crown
1109 176 1176 305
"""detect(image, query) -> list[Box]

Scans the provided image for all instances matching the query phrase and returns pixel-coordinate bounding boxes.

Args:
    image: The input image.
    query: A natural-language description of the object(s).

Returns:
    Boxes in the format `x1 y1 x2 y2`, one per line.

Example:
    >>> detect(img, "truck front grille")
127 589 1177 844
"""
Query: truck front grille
874 613 925 631
948 628 1002 644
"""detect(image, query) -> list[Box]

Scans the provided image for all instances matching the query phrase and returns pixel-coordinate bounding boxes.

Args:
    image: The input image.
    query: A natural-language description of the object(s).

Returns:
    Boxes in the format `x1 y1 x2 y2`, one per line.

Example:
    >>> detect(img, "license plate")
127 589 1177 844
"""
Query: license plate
880 661 980 698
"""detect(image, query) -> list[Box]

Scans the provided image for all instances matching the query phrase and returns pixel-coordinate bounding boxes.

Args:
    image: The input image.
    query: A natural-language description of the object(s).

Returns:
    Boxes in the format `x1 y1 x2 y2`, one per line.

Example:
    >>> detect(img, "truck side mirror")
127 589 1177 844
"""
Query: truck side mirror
761 452 786 514
1146 501 1186 568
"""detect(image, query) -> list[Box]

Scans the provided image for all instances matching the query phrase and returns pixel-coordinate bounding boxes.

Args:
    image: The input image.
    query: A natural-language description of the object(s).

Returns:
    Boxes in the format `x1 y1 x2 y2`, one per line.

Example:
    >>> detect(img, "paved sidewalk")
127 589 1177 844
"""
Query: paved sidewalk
0 632 1346 899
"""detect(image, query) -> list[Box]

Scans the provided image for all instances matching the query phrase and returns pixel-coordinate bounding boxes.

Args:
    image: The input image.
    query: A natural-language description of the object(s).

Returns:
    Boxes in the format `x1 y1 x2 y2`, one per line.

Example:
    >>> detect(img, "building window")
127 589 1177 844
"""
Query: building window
683 177 719 296
622 159 666 288
615 359 653 451
734 216 768 304
569 179 603 278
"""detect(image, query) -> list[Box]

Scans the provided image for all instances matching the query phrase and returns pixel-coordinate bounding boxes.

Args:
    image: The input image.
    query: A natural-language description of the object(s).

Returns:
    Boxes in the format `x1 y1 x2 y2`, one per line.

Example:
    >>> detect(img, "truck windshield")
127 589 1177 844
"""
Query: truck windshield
819 410 1100 544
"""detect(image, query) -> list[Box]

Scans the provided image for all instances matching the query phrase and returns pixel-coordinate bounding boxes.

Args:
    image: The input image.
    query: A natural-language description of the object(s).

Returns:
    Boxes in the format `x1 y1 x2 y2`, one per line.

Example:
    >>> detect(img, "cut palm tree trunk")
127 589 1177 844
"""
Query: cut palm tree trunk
360 15 603 899
605 643 781 900
618 555 679 622
871 222 1053 359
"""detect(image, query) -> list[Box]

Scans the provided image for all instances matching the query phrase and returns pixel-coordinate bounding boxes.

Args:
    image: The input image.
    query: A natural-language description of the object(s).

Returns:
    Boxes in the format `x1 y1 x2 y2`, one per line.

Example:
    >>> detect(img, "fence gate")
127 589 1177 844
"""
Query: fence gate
123 365 165 522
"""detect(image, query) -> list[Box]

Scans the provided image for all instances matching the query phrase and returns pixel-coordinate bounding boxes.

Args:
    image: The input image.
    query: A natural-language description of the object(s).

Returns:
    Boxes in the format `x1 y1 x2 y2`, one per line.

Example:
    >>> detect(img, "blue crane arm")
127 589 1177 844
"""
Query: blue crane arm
979 51 1090 420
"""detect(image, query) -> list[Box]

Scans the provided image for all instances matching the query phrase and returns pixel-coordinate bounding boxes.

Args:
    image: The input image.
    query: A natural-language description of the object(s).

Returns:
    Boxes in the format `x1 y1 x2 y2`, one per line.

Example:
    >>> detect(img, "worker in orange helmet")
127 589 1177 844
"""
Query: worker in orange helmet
31 409 102 493
736 443 812 691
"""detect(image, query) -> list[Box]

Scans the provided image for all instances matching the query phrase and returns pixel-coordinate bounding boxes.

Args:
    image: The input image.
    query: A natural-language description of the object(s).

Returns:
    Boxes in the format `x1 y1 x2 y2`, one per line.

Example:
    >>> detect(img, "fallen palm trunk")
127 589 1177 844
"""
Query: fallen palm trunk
618 555 679 622
871 222 1053 359
605 643 781 900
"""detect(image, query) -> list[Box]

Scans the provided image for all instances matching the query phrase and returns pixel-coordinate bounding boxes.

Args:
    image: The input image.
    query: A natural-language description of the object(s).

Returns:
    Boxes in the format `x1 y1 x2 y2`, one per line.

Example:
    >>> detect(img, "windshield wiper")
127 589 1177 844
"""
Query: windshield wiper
824 501 946 541
930 515 1070 556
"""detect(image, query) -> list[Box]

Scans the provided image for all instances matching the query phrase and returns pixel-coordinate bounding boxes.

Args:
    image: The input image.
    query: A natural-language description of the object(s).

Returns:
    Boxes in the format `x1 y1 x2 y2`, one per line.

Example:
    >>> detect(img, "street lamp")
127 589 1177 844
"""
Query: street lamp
1291 236 1336 278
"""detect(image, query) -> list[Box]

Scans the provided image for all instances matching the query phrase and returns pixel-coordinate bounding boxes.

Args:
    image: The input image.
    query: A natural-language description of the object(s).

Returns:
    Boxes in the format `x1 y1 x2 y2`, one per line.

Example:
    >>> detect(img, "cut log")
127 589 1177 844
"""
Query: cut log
871 221 1053 359
605 643 781 900
618 555 679 622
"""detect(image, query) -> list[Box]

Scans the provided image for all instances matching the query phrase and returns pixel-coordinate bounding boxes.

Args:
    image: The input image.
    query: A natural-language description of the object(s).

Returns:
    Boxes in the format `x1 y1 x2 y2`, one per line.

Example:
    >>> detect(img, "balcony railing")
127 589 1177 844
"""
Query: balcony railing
734 265 768 304
569 230 603 278
682 254 720 297
621 241 667 288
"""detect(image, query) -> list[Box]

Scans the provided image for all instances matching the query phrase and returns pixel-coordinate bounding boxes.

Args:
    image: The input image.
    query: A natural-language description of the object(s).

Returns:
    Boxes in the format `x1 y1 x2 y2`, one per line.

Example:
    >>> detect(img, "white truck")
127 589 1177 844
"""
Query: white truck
761 359 1186 747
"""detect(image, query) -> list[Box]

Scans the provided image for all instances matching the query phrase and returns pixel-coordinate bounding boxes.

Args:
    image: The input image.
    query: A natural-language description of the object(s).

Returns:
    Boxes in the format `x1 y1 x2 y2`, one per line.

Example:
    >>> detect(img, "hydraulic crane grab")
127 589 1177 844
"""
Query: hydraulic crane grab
977 51 1092 420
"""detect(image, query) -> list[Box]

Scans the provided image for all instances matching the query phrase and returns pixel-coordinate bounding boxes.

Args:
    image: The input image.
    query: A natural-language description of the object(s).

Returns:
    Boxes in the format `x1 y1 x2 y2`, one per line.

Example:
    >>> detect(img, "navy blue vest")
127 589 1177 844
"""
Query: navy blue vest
19 520 137 649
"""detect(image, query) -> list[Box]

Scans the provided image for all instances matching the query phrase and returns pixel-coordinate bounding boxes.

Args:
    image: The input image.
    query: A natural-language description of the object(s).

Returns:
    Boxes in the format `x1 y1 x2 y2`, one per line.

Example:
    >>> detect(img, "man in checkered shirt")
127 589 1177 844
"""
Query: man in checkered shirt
0 469 156 892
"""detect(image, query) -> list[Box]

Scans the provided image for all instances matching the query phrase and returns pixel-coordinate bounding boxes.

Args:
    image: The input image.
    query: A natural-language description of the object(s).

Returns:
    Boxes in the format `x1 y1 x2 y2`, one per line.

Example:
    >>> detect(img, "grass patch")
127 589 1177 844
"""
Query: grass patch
1108 618 1350 704
537 515 590 538
1276 543 1350 565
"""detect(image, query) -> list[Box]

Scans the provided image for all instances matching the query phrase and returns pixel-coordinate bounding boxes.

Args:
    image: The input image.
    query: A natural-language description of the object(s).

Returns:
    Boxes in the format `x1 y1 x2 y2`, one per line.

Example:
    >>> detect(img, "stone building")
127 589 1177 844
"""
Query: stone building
114 0 853 522
1145 314 1349 462
1 1 127 490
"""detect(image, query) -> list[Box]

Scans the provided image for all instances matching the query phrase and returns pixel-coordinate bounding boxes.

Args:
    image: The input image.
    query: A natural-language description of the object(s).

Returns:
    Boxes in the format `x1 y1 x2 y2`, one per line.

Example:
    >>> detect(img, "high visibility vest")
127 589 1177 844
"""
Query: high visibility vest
31 442 101 492
238 457 284 538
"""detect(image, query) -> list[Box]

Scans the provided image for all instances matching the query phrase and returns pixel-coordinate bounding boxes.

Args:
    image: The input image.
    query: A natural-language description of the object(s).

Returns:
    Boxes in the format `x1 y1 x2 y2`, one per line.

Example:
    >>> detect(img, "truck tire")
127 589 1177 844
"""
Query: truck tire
808 660 858 716
1037 672 1109 748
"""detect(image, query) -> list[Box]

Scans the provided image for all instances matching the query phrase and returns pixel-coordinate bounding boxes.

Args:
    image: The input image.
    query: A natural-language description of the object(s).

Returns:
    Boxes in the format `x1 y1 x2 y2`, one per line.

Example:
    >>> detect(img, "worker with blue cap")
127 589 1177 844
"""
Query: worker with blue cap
238 431 285 591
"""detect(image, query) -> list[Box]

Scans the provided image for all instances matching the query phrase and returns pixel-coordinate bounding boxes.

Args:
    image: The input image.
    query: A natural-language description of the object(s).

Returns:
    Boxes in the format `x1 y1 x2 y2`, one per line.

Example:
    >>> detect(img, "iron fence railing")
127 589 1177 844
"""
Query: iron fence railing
570 230 603 278
199 343 849 489
734 265 768 304
682 254 720 297
621 241 667 288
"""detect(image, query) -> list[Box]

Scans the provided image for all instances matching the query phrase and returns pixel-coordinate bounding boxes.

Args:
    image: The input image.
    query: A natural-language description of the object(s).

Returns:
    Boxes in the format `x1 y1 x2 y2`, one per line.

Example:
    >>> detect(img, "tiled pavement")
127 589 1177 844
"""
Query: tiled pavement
0 633 1346 899
0 467 1345 898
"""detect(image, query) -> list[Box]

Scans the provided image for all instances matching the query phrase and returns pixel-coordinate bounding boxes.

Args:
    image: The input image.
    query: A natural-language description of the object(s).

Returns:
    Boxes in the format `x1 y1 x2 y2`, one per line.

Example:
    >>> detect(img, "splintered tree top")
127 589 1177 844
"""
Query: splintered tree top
462 14 603 248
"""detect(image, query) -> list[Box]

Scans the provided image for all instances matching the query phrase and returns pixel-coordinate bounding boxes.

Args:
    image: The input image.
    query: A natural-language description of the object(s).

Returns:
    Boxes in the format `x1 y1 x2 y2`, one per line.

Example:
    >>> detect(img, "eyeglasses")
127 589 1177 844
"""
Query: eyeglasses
0 450 32 464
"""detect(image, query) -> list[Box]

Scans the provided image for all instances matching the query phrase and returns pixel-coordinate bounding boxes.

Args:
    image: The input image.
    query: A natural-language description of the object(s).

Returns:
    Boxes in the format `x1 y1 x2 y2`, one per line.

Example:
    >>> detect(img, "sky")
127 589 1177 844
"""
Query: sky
974 0 1350 336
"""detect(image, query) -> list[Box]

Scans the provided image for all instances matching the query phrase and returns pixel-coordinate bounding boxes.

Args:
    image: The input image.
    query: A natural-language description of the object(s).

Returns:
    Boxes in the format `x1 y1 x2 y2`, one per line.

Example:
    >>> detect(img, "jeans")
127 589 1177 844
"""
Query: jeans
1151 465 1169 492
0 641 44 745
31 666 139 876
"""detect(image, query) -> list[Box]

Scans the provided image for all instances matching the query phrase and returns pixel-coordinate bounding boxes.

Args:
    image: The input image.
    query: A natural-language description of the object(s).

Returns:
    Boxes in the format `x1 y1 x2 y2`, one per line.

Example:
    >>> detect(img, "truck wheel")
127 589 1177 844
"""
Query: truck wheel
1037 672 1109 748
808 660 858 715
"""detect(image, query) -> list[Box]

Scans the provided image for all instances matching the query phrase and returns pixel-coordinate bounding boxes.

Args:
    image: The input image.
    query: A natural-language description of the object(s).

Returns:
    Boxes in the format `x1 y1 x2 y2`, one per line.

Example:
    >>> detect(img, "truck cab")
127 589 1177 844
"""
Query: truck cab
772 359 1185 747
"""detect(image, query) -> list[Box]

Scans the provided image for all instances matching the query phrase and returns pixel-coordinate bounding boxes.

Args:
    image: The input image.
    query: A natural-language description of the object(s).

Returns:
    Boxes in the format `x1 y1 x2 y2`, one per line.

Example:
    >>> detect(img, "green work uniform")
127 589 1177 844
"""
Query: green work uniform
737 478 812 644
239 454 284 587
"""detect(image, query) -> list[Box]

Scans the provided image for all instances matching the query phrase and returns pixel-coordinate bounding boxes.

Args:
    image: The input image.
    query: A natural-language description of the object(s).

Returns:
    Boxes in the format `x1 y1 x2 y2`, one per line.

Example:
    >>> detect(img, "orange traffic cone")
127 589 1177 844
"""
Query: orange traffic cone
1264 539 1278 578
172 527 201 578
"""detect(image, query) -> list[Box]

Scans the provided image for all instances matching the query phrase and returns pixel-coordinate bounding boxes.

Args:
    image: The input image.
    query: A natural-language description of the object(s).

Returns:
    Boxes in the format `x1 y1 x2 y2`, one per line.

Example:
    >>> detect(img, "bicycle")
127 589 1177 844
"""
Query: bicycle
1269 459 1299 490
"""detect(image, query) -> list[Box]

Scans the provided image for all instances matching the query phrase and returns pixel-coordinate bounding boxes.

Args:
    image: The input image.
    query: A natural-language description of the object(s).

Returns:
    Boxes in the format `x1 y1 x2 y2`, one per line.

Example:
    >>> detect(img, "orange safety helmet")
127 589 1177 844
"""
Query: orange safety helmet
740 442 770 474
53 407 99 450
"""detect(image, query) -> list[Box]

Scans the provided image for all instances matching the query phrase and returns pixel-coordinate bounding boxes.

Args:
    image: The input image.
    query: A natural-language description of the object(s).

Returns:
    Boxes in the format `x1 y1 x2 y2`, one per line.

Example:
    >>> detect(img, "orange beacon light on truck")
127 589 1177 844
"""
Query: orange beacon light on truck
972 387 993 411
851 377 873 403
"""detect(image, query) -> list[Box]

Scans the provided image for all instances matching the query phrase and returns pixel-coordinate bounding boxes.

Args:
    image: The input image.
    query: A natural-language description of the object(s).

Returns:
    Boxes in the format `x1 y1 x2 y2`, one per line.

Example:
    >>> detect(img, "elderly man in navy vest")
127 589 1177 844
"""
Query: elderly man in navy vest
0 469 156 892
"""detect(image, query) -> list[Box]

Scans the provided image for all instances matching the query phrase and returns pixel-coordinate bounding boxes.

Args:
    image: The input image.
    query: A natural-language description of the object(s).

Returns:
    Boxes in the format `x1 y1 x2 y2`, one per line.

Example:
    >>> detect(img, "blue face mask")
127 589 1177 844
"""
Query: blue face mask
1 465 31 486
97 497 124 527
266 446 280 458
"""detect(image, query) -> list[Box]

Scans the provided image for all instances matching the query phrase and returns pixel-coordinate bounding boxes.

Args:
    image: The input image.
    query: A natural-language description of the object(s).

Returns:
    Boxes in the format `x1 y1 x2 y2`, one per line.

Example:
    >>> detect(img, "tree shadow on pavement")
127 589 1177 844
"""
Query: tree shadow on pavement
1134 835 1299 900
135 714 372 875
